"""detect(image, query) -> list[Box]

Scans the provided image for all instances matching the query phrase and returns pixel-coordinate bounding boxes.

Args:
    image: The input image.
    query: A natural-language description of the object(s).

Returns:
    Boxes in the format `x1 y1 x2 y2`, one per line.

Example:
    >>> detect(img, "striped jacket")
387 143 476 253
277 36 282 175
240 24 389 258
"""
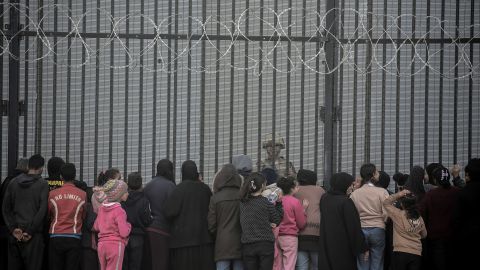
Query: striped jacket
48 182 87 235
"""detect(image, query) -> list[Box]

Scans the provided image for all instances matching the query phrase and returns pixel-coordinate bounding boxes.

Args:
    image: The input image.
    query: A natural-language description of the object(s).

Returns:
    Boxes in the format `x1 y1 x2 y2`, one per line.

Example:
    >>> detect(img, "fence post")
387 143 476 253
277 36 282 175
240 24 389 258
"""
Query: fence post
323 0 338 189
8 0 21 176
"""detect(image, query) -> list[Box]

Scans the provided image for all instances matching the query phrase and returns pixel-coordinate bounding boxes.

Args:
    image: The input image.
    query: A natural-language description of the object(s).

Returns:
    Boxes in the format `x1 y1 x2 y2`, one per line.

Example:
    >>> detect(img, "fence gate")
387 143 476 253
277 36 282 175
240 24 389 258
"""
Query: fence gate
1 0 479 187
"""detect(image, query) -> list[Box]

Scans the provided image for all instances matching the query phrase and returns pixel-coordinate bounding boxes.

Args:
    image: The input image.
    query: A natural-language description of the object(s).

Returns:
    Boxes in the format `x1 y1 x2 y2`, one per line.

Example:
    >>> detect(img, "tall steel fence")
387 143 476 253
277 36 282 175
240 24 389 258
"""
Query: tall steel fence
1 0 479 187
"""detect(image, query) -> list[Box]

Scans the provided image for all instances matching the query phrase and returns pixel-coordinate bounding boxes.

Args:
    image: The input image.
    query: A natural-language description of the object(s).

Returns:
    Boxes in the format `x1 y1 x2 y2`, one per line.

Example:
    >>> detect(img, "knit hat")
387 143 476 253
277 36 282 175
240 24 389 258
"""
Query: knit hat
232 155 253 177
261 167 278 185
103 180 128 202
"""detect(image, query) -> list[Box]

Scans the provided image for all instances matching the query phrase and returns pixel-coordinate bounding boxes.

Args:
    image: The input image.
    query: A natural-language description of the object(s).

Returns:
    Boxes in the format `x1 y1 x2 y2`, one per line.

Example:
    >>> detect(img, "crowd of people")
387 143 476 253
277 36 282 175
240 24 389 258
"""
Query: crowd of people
0 152 479 270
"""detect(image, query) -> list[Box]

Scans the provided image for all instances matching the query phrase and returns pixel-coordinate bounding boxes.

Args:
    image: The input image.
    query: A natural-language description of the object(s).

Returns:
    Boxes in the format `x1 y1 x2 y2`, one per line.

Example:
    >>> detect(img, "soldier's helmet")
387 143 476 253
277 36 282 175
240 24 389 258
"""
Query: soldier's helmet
262 133 285 149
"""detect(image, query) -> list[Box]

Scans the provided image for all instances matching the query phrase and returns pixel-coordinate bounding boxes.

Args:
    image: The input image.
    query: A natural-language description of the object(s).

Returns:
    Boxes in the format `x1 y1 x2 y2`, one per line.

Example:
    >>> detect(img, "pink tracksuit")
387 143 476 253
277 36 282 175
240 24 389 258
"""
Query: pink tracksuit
93 202 131 270
273 195 307 270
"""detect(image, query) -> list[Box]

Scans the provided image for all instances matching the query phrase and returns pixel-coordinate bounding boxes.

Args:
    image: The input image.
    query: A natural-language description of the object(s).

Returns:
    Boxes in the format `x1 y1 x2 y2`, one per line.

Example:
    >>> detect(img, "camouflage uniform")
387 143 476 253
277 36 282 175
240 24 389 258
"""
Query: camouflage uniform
260 133 296 178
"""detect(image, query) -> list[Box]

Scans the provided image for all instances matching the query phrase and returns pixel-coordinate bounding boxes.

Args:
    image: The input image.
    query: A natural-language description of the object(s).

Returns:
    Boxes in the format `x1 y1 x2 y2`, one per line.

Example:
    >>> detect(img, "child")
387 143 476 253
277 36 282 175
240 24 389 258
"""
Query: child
273 177 307 270
239 173 283 270
383 190 427 270
92 168 121 213
48 163 87 270
94 179 131 270
122 172 152 270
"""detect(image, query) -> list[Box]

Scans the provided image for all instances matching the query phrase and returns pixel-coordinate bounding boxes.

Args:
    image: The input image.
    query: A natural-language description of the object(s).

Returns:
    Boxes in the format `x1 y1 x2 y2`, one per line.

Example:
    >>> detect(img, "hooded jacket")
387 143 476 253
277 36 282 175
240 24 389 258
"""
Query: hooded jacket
164 161 213 248
93 202 131 245
2 173 49 235
208 165 243 261
121 190 153 235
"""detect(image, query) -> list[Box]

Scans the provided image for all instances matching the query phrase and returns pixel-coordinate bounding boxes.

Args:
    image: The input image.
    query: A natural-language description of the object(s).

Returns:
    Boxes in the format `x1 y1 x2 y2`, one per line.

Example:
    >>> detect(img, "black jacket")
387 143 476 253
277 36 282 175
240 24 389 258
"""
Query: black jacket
144 176 176 232
318 192 367 270
0 169 24 227
2 173 49 235
121 190 153 235
164 180 213 248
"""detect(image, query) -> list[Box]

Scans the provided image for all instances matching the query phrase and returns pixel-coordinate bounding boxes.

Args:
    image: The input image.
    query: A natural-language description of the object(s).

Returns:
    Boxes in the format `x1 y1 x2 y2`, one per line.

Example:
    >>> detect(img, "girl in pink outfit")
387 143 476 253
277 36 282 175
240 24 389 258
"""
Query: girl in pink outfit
273 177 308 270
94 179 131 270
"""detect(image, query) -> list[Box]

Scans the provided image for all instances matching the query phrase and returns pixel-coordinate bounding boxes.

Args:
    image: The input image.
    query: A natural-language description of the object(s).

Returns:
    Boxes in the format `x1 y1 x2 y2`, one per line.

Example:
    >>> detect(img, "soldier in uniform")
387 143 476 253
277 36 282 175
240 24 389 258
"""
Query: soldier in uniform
260 133 296 178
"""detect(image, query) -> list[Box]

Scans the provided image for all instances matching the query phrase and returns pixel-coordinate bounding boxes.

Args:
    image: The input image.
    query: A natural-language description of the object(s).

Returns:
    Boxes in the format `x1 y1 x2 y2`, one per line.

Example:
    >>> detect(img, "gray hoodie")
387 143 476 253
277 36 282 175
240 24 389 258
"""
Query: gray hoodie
2 173 49 234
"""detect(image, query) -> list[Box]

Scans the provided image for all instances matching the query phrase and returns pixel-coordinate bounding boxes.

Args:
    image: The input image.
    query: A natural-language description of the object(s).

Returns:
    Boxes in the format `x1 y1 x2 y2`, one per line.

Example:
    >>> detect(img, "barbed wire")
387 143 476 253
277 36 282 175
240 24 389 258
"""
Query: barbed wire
1 3 479 78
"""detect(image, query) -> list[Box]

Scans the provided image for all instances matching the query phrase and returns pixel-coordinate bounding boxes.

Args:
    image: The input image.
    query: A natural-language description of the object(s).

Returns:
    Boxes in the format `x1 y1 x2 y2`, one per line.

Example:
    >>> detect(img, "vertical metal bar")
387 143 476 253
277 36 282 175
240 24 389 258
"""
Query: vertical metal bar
7 0 20 176
94 0 100 178
410 0 416 168
124 0 130 177
314 0 320 173
200 0 206 173
324 0 338 189
23 0 29 157
285 0 292 171
0 0 3 174
395 0 401 173
109 0 115 168
352 0 358 175
52 0 58 156
138 0 144 172
439 0 445 164
229 0 235 162
424 0 430 167
80 0 87 180
167 0 172 159
173 0 178 175
186 0 192 160
243 0 249 155
381 0 386 170
66 0 72 161
35 0 43 154
364 0 373 163
338 0 345 172
152 0 158 176
468 0 474 160
215 0 220 173
300 0 306 169
272 0 277 165
257 0 264 171
453 0 459 163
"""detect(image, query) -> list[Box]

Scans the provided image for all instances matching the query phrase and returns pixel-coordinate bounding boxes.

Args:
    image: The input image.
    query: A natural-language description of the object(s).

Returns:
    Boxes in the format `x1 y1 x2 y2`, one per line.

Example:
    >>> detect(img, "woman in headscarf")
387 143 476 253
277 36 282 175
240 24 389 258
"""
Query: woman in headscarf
164 160 214 270
208 164 243 270
143 159 176 270
318 172 368 270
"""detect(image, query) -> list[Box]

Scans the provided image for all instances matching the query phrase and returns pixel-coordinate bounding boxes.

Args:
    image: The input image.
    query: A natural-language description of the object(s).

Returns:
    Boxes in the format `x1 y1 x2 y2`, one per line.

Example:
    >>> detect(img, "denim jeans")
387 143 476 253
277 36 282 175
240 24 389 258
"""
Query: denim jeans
295 251 318 270
216 259 244 270
357 227 385 270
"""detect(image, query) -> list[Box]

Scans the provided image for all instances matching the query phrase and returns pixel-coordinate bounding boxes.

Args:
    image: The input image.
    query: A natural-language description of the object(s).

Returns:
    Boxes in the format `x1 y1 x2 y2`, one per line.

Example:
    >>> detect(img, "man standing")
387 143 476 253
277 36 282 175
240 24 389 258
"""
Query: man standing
2 154 49 270
260 133 296 178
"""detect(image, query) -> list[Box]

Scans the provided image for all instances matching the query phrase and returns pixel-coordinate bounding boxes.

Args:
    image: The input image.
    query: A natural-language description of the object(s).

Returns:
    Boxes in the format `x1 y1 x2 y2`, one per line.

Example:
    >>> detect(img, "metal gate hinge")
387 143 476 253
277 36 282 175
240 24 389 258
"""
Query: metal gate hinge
1 100 26 116
320 106 342 123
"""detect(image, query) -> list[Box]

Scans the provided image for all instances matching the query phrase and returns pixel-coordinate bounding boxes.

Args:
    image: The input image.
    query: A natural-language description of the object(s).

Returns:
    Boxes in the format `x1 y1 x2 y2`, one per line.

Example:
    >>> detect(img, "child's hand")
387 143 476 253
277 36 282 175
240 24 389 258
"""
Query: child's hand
270 223 277 228
302 199 309 209
363 251 370 262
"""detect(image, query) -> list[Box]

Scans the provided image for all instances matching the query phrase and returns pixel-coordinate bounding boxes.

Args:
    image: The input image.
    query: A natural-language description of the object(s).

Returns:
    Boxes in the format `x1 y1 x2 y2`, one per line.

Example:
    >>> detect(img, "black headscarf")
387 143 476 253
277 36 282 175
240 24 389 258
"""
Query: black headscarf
376 171 391 189
329 172 355 195
181 160 199 182
157 159 175 182
405 166 426 200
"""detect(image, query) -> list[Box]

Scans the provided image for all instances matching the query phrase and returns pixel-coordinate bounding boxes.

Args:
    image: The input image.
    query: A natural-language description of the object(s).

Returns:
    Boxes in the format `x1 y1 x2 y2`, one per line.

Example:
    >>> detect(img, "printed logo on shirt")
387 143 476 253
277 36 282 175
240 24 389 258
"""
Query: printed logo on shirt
53 193 83 203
